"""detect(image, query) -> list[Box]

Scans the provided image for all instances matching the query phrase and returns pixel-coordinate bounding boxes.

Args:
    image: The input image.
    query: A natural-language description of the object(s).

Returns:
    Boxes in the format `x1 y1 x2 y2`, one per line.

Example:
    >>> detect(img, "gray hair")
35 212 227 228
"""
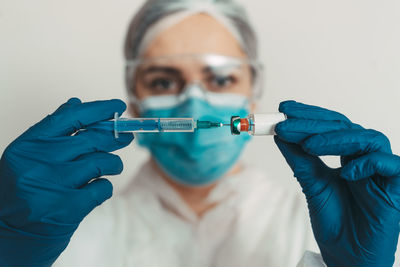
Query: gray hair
123 0 258 61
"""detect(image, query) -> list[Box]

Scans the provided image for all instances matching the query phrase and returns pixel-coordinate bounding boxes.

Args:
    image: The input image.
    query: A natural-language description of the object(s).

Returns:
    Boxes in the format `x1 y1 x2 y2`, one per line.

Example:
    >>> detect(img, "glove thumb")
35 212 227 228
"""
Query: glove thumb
274 136 332 199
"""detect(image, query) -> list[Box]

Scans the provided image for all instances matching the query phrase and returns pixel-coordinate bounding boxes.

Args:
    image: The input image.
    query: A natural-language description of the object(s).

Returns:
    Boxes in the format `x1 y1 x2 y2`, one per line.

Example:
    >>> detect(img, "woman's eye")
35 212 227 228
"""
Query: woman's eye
209 75 236 89
149 78 177 92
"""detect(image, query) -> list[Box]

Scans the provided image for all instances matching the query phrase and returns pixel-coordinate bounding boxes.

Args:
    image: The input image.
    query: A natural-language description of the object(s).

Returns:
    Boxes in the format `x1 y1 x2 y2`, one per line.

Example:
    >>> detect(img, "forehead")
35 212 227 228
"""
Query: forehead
142 13 246 59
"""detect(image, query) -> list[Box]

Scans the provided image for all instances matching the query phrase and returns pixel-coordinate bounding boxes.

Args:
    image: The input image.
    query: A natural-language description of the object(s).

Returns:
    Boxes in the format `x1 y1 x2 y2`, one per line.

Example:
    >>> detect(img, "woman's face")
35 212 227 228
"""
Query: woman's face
132 13 253 103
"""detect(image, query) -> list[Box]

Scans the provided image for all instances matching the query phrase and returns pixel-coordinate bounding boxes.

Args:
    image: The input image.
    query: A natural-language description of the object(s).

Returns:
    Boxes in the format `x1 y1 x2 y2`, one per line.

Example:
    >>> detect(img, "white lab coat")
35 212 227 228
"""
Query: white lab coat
54 160 324 267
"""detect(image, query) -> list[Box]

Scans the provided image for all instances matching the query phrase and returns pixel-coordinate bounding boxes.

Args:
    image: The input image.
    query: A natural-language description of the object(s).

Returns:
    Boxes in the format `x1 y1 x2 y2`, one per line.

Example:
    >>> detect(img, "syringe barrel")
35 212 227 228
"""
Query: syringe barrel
158 118 195 132
87 114 195 139
114 114 195 135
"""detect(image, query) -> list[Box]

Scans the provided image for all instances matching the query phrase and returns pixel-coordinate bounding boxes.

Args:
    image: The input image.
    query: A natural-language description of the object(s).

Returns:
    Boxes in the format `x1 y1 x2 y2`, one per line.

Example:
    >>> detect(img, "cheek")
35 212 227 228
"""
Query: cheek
237 78 253 97
245 80 253 97
238 69 253 97
250 102 257 113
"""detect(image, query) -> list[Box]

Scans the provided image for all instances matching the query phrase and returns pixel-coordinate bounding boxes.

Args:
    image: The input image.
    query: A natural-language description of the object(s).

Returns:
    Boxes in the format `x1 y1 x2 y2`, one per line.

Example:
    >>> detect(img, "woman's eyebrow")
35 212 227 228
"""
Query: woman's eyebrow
142 66 181 76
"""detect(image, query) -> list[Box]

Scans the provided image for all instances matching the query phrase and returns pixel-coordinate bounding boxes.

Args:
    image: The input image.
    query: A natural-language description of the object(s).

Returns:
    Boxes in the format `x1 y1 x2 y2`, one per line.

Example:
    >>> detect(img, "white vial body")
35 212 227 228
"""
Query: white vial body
249 113 287 135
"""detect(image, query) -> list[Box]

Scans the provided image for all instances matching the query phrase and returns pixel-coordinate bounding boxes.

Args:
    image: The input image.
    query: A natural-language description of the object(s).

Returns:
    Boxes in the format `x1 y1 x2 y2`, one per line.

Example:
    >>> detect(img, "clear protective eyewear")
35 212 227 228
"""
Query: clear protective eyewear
126 54 263 102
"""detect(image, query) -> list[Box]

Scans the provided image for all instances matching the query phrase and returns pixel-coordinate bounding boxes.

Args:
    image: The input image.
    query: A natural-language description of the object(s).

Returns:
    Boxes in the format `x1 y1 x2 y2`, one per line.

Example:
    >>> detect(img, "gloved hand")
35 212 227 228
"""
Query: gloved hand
274 100 400 267
0 98 134 267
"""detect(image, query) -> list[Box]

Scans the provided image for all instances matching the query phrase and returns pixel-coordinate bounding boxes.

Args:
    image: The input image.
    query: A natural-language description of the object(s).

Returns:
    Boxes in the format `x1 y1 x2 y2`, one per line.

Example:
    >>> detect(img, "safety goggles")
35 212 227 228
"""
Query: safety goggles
126 54 263 103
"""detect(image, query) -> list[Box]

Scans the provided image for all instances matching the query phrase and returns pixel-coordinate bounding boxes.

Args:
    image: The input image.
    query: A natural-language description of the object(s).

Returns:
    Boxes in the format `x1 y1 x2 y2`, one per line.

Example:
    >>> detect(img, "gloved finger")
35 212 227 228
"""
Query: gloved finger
302 129 392 156
14 130 133 162
274 136 332 199
341 152 400 181
22 98 127 138
60 152 124 188
78 178 113 218
53 97 82 111
275 118 362 144
70 129 134 158
279 100 351 122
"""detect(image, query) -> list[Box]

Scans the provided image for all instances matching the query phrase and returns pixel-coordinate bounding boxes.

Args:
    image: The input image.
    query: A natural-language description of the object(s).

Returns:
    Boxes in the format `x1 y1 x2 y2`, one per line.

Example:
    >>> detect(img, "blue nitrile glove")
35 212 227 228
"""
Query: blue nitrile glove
0 98 134 267
274 100 400 267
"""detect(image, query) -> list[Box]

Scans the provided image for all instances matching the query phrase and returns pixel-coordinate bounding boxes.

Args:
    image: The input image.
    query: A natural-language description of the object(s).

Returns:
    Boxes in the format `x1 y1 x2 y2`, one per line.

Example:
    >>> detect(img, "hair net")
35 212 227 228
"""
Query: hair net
124 0 258 60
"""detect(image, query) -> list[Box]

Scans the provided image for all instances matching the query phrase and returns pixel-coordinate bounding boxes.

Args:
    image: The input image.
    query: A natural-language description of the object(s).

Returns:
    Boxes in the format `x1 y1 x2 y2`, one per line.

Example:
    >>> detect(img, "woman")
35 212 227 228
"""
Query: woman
1 0 399 266
59 1 319 265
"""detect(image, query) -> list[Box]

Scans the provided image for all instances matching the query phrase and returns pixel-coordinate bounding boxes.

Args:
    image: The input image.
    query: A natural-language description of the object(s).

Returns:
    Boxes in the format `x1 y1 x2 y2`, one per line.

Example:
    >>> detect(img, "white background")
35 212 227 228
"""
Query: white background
1 0 399 192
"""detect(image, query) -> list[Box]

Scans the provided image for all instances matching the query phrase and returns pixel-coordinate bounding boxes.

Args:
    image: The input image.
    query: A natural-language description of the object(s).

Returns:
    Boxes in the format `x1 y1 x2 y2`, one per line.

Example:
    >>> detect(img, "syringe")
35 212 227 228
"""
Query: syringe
89 113 223 138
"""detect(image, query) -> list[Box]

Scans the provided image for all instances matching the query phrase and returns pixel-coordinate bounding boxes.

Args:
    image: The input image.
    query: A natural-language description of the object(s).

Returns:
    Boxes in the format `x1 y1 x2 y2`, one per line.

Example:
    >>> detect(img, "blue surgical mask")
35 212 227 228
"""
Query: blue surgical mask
135 84 252 186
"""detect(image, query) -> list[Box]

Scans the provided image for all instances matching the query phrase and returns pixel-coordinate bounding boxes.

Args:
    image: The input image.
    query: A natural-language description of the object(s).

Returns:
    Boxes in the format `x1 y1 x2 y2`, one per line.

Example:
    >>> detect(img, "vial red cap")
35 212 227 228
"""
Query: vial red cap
240 118 249 132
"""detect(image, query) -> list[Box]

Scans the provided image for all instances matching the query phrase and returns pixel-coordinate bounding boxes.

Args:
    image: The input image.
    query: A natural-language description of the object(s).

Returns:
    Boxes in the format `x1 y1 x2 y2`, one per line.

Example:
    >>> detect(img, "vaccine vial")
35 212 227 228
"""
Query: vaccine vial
230 113 286 135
